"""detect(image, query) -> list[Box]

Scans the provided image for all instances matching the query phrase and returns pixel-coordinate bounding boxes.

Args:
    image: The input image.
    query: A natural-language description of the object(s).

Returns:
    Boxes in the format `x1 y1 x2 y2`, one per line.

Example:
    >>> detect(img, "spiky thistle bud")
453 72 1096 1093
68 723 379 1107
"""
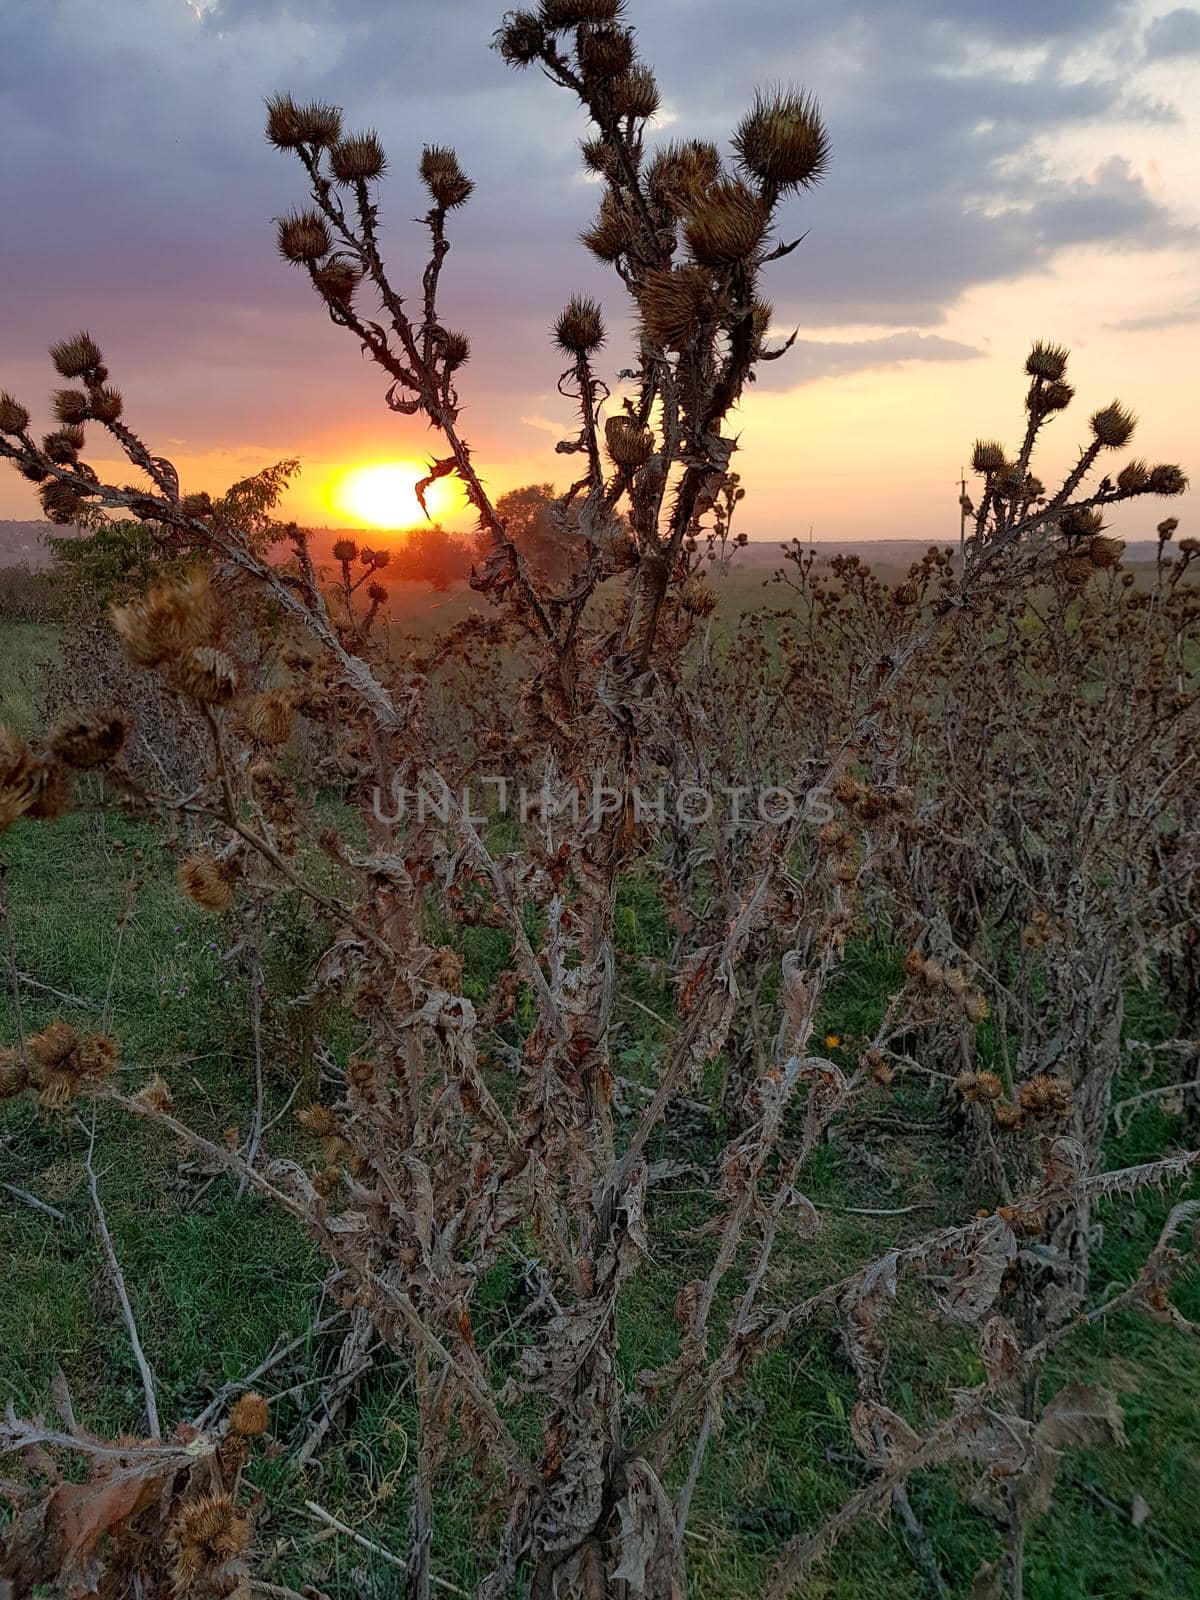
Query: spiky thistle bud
178 853 233 913
0 1048 29 1099
0 393 30 434
332 537 358 563
605 415 654 467
18 462 48 484
135 1072 172 1112
442 330 471 368
971 440 1007 474
50 712 129 769
296 1102 337 1137
581 189 639 261
171 645 238 705
962 989 989 1024
540 0 623 27
276 210 330 264
89 386 124 424
611 65 659 119
420 146 473 208
49 332 104 380
241 689 294 746
496 10 546 65
554 296 606 355
43 427 85 464
75 1032 119 1080
1025 341 1069 382
112 570 215 668
39 480 90 525
1018 1075 1072 1123
1157 517 1178 540
733 89 828 191
679 574 717 617
329 132 387 183
578 24 635 80
684 179 766 266
228 1392 270 1438
1117 459 1149 493
1090 401 1137 449
638 264 719 348
52 389 90 425
1148 464 1187 496
266 97 342 148
1088 534 1124 569
28 1020 78 1072
313 260 362 306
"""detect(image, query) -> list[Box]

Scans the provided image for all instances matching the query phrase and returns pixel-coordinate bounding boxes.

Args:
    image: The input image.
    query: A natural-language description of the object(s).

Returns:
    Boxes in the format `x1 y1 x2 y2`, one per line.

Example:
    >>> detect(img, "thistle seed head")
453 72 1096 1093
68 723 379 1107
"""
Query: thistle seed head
1088 534 1124 569
52 389 90 425
1148 463 1187 496
679 574 717 617
420 146 473 208
241 689 295 746
43 427 85 464
1117 458 1150 493
111 571 217 668
971 440 1007 474
0 392 30 434
269 98 343 148
50 712 129 769
276 210 331 264
581 189 639 261
605 414 655 467
1025 341 1069 382
733 89 829 191
638 264 720 348
0 1048 29 1099
49 332 104 380
39 480 91 525
684 179 766 266
539 0 623 27
442 330 471 368
332 536 359 562
228 1392 270 1438
178 853 233 913
330 132 387 184
611 65 659 119
1090 401 1137 449
28 1020 78 1071
313 259 363 306
554 295 606 355
170 645 239 705
89 385 124 424
496 10 546 66
578 23 635 80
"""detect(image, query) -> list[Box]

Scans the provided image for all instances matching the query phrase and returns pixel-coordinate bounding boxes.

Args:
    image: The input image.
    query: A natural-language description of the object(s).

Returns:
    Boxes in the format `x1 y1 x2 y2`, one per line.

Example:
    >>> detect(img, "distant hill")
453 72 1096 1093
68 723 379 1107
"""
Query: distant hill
0 520 63 569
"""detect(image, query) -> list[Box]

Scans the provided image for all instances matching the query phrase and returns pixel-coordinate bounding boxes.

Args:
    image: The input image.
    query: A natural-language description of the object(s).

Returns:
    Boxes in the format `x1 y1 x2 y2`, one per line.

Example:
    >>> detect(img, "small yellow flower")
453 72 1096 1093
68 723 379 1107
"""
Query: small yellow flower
824 1033 841 1049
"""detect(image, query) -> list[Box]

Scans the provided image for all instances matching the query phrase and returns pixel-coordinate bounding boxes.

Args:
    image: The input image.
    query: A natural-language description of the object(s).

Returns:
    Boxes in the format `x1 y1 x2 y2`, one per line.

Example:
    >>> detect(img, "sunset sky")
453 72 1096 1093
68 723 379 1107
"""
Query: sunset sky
1 0 1198 541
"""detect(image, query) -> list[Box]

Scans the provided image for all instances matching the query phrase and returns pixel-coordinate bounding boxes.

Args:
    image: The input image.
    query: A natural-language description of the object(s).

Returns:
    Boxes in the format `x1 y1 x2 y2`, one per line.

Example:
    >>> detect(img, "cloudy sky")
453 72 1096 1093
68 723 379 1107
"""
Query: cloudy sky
1 0 1197 539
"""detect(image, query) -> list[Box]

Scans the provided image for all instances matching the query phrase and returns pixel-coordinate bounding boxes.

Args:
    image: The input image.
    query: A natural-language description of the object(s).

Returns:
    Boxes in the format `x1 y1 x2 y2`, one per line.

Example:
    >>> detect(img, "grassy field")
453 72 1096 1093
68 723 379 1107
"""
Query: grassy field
2 614 1199 1598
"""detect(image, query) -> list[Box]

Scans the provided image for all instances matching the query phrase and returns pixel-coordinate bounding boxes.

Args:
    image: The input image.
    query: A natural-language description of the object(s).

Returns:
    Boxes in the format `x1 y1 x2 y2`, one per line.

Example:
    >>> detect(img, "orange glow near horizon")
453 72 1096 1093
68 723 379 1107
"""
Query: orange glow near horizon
324 460 457 531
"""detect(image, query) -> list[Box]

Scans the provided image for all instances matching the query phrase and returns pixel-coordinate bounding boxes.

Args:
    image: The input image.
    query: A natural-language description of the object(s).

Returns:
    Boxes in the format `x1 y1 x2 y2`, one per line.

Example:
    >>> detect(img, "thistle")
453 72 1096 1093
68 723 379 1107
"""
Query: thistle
0 1048 29 1100
611 65 659 119
605 415 654 467
683 179 766 266
111 572 217 668
330 132 387 184
52 389 91 425
276 210 331 264
638 265 719 349
420 146 473 208
170 645 239 705
227 1392 270 1438
733 89 829 191
241 689 295 746
555 296 606 355
0 393 30 434
50 712 129 769
1090 401 1137 449
178 853 233 913
581 190 639 261
48 331 104 380
265 96 342 149
1025 341 1069 382
539 0 624 28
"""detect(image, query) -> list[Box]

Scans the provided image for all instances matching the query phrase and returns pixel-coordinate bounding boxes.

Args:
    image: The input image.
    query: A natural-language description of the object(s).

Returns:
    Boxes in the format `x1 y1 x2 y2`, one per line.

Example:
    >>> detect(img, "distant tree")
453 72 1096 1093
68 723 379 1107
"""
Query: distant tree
488 482 585 584
390 522 473 590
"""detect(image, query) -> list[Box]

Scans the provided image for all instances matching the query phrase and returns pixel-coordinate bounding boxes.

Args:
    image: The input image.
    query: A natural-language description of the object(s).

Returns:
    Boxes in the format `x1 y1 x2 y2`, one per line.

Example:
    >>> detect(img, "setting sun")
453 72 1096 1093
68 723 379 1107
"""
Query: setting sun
326 460 453 529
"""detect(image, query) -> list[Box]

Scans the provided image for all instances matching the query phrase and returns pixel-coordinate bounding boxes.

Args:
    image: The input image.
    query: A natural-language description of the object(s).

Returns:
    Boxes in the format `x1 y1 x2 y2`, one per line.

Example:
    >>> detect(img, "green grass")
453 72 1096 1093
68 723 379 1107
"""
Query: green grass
2 628 1199 1596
